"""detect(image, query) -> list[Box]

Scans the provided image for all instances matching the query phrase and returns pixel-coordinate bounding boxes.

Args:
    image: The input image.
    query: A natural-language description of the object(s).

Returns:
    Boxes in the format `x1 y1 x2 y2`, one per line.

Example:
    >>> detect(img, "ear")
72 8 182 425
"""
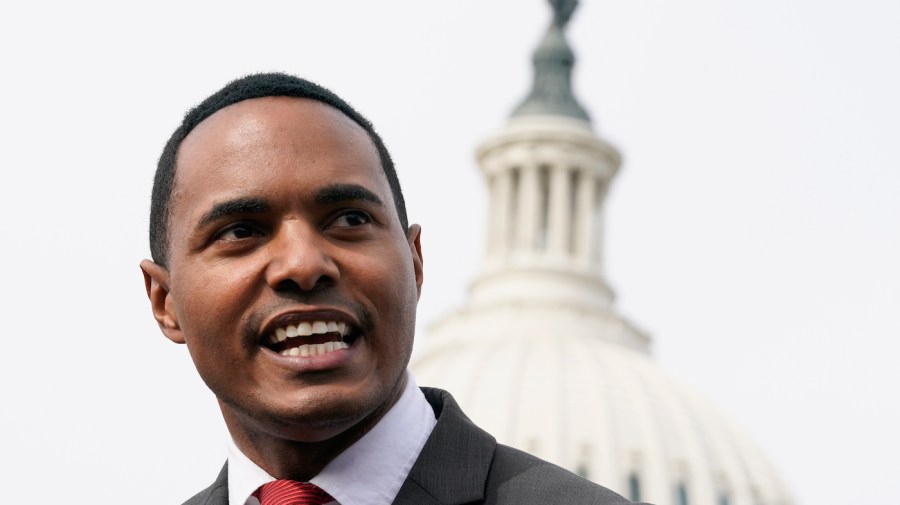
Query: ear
140 259 185 344
406 224 424 299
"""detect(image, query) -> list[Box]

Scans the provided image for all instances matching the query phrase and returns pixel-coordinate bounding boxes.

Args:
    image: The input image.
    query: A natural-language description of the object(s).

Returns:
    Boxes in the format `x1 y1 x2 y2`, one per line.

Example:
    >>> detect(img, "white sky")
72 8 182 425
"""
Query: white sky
1 1 898 504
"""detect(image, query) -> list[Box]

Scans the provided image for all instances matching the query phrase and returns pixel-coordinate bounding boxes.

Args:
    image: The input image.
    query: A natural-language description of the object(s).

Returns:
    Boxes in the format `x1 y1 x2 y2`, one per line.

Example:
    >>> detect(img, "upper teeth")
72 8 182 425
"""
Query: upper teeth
270 320 351 344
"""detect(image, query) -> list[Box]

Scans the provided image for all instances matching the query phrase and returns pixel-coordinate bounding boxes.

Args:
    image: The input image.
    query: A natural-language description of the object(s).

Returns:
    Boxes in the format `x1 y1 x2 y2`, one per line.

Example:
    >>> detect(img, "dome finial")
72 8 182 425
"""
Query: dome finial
512 0 590 122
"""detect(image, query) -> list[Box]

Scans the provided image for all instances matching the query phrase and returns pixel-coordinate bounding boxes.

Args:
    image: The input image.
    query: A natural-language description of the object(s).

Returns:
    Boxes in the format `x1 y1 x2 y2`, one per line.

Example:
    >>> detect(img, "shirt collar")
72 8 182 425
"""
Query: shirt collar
227 371 437 505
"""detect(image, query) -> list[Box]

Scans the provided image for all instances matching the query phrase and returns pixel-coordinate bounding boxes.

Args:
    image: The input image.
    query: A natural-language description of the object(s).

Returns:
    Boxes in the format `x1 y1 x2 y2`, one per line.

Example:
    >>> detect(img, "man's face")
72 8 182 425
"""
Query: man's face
142 97 423 443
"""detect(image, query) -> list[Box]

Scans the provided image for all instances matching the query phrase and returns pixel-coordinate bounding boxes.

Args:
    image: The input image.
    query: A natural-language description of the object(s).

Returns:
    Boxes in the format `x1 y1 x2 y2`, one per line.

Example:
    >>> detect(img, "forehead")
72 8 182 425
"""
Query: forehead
176 96 381 183
171 96 389 215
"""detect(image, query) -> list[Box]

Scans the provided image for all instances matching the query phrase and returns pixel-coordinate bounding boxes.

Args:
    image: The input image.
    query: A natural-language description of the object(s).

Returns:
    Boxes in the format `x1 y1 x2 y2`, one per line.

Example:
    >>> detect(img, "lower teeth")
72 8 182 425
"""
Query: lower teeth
280 341 348 357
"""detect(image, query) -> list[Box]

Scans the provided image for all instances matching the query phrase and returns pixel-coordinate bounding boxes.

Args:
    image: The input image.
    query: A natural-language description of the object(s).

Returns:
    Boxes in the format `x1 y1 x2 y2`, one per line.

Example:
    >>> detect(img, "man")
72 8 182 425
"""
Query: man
142 73 643 505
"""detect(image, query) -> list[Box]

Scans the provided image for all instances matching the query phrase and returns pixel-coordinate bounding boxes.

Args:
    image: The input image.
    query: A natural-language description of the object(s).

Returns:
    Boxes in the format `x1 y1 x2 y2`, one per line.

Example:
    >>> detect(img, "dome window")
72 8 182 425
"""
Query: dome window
575 462 589 479
627 472 641 502
676 482 690 505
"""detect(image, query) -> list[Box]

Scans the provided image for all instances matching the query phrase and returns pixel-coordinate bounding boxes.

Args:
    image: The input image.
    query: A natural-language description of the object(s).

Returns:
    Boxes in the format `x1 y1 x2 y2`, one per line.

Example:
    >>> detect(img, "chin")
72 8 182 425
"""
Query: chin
224 384 390 443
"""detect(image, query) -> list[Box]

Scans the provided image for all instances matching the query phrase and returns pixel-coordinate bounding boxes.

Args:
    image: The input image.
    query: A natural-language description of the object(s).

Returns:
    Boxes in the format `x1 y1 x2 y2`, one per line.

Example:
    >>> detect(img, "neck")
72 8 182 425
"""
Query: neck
221 374 408 481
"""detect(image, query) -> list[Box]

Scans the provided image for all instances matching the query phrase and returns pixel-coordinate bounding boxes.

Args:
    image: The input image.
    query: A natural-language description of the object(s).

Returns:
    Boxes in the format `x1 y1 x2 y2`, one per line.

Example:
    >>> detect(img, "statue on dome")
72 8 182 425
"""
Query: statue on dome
512 0 590 121
550 0 578 29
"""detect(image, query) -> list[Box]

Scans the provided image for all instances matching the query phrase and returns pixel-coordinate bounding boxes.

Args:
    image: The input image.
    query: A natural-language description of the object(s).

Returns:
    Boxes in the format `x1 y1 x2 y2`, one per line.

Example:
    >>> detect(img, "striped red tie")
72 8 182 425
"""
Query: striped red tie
254 480 335 505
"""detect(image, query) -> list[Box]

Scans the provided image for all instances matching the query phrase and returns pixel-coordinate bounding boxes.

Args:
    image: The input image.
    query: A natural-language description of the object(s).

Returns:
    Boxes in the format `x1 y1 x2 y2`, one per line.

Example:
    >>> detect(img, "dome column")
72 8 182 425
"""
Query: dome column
574 169 597 267
515 163 541 253
547 163 573 255
487 169 514 260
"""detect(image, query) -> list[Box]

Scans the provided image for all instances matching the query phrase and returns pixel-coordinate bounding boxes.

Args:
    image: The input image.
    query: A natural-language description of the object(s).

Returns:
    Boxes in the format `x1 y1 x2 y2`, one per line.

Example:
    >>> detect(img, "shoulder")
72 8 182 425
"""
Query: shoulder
417 387 637 505
181 463 229 505
484 443 635 505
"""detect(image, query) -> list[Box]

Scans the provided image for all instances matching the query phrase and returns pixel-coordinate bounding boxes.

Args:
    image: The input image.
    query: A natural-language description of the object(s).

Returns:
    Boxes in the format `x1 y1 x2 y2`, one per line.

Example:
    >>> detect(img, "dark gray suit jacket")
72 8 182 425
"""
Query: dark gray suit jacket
183 388 643 504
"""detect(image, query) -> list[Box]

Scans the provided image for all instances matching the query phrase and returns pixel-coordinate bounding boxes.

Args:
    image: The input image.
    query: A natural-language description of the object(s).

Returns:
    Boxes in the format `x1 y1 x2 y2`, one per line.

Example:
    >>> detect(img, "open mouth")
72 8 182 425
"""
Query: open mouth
263 320 357 357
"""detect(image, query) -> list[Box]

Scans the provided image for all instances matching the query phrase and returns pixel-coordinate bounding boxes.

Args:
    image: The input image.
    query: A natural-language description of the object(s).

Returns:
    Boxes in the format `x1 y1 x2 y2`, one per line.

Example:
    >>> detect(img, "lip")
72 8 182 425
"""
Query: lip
259 308 361 345
256 307 363 373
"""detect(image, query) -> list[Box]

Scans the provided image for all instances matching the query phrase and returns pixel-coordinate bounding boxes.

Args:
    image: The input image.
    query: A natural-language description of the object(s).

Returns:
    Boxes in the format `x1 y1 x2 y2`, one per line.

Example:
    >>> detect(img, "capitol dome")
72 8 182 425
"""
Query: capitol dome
415 304 793 505
412 2 794 504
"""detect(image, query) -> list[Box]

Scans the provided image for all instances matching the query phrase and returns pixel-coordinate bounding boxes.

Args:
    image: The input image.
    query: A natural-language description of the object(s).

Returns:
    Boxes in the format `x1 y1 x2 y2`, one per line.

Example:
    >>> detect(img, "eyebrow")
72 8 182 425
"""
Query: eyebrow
195 184 383 229
198 198 271 228
314 183 384 207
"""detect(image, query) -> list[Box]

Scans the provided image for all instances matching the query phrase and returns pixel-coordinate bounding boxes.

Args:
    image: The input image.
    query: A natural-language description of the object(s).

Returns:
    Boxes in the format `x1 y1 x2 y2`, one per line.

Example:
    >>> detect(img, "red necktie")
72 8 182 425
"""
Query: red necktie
254 480 335 505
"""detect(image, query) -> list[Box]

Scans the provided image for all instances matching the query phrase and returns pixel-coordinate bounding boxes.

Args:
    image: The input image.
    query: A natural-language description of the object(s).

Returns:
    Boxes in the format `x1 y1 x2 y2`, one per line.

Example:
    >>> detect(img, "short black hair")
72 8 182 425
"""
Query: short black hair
149 72 408 266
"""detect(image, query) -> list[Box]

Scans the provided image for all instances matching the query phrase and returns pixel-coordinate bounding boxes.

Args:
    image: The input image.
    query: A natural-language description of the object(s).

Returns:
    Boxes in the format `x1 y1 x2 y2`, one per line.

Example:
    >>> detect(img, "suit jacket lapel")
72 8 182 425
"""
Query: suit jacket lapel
392 388 497 505
183 463 229 505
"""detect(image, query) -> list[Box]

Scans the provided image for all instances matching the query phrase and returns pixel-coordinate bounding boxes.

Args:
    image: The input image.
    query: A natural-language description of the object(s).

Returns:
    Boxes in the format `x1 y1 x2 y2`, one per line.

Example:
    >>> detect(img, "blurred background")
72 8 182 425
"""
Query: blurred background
0 1 897 503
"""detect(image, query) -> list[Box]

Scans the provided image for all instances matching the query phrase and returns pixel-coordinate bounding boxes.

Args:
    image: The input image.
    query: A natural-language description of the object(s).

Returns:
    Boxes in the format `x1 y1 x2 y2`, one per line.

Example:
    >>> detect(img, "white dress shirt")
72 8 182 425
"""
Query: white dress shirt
227 372 437 505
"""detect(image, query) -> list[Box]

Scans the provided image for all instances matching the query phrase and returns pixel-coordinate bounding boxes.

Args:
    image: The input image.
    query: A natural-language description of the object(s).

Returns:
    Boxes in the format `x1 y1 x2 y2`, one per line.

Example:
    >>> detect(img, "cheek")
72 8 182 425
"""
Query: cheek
364 251 417 307
172 268 257 352
370 261 419 357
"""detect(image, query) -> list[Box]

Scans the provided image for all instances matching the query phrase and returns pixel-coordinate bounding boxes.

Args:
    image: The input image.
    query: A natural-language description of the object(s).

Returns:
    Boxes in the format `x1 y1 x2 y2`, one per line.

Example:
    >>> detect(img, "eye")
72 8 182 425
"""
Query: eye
216 223 264 241
329 210 372 229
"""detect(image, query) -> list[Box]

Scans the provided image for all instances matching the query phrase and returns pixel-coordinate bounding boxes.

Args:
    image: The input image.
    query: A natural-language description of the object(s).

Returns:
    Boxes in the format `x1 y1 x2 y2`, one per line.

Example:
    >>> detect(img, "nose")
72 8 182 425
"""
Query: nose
265 221 340 294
